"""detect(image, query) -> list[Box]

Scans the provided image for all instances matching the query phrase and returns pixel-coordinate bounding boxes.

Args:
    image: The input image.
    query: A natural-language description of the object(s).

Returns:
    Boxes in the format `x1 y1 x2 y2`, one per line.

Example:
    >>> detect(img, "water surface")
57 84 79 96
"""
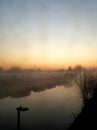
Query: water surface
0 85 82 130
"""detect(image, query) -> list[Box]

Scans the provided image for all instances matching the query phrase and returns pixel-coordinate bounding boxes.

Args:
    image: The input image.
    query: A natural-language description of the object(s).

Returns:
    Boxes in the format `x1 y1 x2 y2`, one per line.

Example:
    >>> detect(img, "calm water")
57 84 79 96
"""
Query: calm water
0 85 82 130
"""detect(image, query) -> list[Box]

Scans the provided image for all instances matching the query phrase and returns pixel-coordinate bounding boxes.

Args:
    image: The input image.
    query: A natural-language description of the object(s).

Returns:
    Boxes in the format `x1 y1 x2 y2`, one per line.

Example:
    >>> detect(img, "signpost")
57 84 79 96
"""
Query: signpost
16 106 29 130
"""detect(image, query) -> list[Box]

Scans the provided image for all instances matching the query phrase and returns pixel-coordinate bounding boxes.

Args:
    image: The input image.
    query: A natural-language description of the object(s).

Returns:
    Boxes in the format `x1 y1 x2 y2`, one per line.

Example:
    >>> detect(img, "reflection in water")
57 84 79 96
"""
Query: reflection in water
0 85 82 130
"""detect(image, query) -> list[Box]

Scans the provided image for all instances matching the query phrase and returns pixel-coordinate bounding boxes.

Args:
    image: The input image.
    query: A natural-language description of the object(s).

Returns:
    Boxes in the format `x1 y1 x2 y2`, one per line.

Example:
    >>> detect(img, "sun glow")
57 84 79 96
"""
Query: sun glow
0 0 97 69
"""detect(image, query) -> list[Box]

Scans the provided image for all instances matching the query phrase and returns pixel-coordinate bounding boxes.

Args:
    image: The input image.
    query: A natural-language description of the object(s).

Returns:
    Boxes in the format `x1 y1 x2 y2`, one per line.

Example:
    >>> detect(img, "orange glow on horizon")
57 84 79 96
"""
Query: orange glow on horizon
0 48 96 69
0 60 97 69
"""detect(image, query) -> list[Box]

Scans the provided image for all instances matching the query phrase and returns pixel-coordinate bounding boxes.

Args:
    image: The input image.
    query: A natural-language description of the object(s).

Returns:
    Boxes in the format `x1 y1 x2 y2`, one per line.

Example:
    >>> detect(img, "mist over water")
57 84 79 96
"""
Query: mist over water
0 85 82 130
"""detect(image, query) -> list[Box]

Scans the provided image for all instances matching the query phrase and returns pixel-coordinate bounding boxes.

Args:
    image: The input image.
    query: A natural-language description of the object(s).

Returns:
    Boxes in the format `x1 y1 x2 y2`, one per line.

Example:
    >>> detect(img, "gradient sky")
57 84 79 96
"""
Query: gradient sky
0 0 97 69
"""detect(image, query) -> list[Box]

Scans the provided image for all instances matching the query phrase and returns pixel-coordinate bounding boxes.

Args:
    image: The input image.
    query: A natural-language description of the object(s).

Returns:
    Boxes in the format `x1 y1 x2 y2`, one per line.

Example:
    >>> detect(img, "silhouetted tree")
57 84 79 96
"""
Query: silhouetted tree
75 69 97 106
68 69 97 130
9 67 22 72
68 66 72 71
58 69 64 72
0 67 3 72
74 65 83 72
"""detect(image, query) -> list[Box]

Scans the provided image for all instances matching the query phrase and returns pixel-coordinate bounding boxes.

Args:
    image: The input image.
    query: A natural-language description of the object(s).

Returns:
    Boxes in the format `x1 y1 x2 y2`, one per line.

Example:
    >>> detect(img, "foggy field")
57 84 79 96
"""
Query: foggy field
0 71 74 99
0 71 63 80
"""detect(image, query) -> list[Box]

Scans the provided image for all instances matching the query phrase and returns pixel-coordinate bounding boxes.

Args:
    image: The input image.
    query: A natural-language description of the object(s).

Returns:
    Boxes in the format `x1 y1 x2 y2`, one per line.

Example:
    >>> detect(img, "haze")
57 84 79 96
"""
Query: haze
0 0 97 69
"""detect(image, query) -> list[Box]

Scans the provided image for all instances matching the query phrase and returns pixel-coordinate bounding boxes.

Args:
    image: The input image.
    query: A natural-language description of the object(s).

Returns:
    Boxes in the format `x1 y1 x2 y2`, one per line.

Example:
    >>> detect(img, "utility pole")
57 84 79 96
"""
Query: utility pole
16 106 29 130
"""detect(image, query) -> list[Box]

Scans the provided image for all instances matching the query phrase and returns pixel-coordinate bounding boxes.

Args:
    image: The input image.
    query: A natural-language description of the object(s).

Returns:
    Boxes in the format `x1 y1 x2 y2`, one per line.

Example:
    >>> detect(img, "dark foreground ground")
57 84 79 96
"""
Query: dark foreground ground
68 91 97 130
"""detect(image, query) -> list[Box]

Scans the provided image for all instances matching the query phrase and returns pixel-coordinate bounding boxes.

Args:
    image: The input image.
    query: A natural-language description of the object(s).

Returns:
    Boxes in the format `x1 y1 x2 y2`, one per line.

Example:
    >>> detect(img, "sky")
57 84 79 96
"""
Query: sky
0 0 97 69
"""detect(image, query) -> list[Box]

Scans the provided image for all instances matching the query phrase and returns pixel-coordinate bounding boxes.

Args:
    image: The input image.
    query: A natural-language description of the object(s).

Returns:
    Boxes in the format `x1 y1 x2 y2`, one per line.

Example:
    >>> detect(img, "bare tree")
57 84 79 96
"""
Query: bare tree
68 66 72 71
0 67 3 72
74 65 83 72
75 69 97 106
9 67 22 72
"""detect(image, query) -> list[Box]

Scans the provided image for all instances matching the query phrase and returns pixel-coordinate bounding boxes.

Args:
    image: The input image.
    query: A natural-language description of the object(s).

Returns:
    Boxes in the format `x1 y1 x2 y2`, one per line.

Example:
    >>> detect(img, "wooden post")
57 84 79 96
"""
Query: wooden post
16 106 29 130
17 109 20 130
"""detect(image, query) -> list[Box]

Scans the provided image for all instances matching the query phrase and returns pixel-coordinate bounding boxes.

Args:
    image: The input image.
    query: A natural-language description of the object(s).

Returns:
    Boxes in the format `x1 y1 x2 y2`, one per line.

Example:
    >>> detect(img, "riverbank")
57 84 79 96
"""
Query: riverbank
0 71 75 98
